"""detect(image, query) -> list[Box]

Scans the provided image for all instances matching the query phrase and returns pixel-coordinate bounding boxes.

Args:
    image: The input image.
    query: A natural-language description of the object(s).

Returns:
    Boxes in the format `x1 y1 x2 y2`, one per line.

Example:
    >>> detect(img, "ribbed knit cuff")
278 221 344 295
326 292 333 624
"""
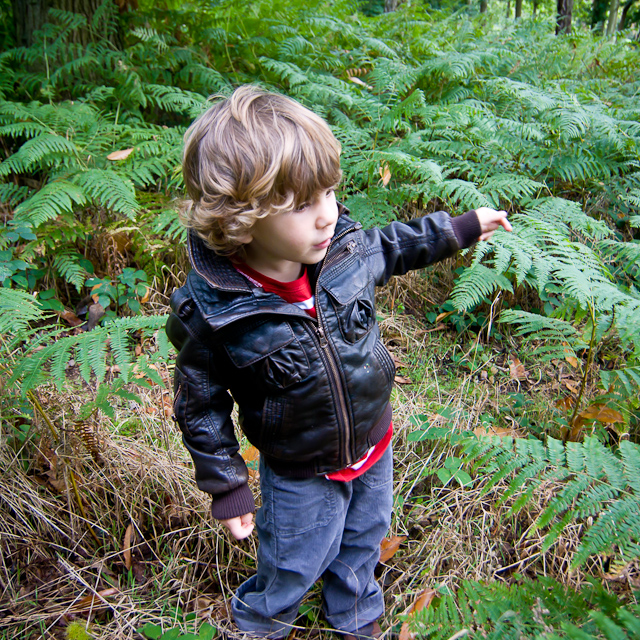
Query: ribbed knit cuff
210 483 256 520
450 210 481 249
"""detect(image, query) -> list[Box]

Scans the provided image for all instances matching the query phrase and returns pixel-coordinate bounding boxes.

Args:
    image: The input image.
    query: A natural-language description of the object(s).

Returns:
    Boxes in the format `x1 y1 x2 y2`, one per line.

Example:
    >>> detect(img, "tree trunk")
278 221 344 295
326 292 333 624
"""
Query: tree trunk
506 0 511 18
384 0 399 11
619 0 637 29
11 0 121 48
515 0 523 18
533 0 539 16
606 0 621 33
480 0 488 12
556 0 574 33
12 0 49 48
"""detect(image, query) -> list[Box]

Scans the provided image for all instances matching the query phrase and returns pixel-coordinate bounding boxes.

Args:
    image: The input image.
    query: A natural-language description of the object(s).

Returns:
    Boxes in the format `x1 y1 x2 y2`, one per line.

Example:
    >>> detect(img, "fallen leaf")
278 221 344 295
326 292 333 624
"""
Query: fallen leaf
242 445 260 464
394 375 412 384
140 286 151 304
399 589 437 640
555 396 575 412
508 355 527 380
59 309 83 326
563 379 580 394
379 163 391 186
380 535 406 562
579 404 624 424
435 311 454 323
70 587 119 612
242 445 260 480
473 425 521 438
194 595 214 617
566 403 622 442
107 148 133 161
161 394 173 417
123 524 134 570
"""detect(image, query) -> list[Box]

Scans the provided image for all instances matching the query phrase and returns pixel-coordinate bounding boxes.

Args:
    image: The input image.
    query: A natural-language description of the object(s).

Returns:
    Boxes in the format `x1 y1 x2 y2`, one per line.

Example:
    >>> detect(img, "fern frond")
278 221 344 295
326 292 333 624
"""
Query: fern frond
110 324 133 384
480 173 544 205
0 133 79 177
499 309 586 361
52 248 88 290
72 169 139 220
0 289 45 336
14 180 86 226
144 84 206 117
441 178 492 210
0 183 30 206
259 58 309 87
450 264 512 311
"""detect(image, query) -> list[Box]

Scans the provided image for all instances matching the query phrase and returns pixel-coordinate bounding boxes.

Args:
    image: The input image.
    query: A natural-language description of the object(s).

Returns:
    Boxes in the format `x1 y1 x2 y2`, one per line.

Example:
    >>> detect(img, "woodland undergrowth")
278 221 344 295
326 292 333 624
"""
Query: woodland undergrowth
1 0 640 638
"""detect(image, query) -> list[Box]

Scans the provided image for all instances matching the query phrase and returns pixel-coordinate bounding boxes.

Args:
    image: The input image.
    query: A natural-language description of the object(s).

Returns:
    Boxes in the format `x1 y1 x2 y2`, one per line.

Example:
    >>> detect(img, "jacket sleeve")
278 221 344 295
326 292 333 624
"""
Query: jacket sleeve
166 288 255 520
362 210 481 286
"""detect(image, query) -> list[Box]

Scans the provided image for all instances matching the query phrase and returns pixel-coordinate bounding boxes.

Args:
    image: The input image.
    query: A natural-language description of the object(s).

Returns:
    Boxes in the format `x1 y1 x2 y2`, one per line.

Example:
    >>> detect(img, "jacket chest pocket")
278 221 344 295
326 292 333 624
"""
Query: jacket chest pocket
223 320 310 389
323 260 376 344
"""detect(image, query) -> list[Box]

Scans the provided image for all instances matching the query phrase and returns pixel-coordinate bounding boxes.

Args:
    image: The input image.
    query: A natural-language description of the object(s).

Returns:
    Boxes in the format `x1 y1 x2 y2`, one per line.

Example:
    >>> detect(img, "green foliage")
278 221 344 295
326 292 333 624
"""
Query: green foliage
0 285 170 395
88 268 149 315
451 430 640 568
138 621 216 640
411 576 640 639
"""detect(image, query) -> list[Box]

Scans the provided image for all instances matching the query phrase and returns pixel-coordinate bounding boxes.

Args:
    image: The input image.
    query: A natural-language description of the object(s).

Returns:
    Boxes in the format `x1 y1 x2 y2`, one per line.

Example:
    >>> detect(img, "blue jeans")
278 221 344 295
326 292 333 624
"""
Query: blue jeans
231 445 393 638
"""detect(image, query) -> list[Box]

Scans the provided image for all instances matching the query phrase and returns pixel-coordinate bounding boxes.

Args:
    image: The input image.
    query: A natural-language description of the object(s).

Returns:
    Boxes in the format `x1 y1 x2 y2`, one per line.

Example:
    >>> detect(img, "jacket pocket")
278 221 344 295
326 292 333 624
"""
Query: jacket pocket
223 320 310 389
323 266 376 344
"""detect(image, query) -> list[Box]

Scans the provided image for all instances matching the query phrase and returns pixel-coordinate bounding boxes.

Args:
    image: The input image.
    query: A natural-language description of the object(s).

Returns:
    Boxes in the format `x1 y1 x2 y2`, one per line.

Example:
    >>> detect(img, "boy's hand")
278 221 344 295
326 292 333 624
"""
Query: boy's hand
220 513 255 540
475 207 513 241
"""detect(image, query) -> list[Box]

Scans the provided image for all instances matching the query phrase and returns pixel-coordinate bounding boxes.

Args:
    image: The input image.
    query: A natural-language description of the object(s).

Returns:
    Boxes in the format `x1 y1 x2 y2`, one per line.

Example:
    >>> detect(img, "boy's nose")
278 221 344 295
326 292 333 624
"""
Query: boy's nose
317 197 339 228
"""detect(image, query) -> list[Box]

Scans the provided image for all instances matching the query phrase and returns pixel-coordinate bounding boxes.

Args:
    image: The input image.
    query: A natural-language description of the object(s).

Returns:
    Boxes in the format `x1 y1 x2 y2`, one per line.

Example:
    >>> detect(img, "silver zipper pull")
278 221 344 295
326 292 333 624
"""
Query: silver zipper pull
317 326 328 348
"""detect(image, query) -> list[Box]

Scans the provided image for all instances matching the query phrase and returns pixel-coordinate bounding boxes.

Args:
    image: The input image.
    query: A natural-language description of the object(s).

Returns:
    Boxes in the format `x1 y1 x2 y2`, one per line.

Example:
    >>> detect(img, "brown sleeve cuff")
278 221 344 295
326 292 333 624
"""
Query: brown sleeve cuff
450 210 481 249
210 483 256 520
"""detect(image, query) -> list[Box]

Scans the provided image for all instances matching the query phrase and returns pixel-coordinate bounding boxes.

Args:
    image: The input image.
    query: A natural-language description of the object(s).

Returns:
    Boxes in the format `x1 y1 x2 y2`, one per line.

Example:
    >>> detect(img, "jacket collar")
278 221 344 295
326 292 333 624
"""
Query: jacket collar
187 204 357 292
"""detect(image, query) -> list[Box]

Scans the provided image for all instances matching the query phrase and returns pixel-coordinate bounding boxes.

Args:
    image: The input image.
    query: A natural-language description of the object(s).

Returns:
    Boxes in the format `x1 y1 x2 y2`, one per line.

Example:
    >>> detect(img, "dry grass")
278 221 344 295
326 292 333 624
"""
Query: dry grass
0 305 613 640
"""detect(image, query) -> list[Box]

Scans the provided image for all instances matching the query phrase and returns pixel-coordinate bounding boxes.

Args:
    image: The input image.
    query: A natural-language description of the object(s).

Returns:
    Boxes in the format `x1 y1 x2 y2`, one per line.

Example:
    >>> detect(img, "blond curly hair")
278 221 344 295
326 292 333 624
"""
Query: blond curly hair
181 86 342 256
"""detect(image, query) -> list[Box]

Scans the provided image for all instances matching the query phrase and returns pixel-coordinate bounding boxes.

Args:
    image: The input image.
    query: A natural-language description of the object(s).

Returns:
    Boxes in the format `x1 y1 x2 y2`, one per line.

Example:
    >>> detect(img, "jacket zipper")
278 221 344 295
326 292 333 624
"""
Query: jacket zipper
312 236 358 467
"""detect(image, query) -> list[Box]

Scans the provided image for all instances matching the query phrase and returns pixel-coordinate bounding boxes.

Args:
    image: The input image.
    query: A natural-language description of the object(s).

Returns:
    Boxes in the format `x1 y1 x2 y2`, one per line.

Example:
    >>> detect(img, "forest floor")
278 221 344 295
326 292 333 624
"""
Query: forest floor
0 275 625 640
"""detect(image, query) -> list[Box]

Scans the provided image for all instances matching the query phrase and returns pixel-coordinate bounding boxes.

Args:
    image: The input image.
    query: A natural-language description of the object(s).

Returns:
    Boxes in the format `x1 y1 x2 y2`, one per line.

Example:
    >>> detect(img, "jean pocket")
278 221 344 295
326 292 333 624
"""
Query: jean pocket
261 467 338 537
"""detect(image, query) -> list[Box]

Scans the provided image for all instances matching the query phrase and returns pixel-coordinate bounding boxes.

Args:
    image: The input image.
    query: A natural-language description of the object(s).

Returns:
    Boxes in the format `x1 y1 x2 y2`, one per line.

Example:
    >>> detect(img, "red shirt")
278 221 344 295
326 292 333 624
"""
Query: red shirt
233 261 392 481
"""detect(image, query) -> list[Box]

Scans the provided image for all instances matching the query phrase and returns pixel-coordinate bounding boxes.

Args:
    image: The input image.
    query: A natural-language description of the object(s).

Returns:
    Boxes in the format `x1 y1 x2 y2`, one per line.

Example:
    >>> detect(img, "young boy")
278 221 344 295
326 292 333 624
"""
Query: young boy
166 86 511 639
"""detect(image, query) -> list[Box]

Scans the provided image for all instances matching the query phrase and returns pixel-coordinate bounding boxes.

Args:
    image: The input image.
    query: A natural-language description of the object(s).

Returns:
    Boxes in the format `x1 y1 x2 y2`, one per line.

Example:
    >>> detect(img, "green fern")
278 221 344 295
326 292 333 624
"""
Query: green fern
411 576 640 639
457 433 640 568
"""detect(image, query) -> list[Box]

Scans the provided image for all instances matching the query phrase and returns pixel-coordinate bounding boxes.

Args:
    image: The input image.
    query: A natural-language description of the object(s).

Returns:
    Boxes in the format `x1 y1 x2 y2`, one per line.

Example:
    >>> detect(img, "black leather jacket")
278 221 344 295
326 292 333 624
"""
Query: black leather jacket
166 207 480 519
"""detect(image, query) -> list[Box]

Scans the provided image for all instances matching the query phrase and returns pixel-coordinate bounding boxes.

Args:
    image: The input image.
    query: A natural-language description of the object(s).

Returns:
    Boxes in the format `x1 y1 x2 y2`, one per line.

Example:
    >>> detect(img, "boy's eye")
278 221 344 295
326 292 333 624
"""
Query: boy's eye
296 202 310 212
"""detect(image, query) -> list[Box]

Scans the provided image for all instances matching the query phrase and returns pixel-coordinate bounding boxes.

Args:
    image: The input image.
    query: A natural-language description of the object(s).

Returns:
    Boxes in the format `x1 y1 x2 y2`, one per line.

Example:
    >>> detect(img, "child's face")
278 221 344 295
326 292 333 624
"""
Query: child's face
241 189 339 281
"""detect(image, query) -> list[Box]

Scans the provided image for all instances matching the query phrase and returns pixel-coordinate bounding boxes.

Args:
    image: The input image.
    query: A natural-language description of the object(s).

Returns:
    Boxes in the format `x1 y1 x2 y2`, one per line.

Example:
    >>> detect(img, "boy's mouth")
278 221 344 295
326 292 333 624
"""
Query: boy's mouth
313 238 331 250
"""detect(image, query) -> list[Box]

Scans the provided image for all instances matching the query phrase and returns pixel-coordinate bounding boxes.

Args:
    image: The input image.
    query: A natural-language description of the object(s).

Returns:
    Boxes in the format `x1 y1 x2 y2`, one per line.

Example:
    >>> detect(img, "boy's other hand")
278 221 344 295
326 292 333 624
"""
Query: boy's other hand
475 207 513 241
221 513 255 540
